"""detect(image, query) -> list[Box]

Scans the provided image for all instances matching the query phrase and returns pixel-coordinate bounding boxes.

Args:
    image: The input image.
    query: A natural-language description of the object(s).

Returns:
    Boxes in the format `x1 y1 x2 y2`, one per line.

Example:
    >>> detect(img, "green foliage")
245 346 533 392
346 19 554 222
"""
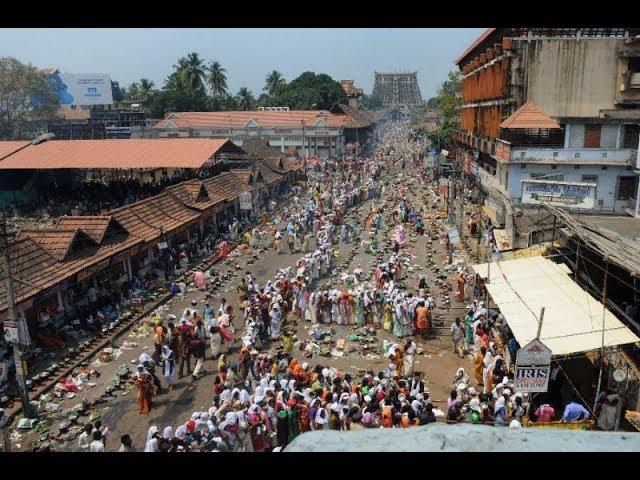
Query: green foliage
207 61 228 97
427 70 462 150
267 72 347 110
426 97 439 108
264 70 285 96
0 56 60 139
359 93 383 110
235 87 255 111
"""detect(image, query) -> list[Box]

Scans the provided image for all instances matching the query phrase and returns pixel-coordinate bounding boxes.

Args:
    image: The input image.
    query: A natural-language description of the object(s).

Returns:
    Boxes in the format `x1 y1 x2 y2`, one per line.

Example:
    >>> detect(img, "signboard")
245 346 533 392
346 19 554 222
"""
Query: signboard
3 320 19 343
514 339 552 393
76 258 111 282
240 191 253 210
447 228 461 245
47 72 113 106
157 242 168 250
522 180 596 209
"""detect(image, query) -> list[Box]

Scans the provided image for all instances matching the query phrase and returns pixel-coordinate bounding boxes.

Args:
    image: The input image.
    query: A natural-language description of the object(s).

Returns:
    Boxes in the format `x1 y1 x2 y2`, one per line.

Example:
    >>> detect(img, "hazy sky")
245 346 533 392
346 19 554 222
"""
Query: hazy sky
0 28 484 99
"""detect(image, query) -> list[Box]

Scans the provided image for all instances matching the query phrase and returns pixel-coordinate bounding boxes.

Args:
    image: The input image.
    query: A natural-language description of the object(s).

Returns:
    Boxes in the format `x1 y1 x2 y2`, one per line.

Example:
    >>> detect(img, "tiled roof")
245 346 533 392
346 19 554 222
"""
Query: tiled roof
166 180 223 212
0 141 30 160
455 28 498 65
0 138 233 170
107 192 200 242
16 228 95 261
255 162 284 186
154 110 349 129
500 101 561 130
241 138 284 159
54 216 126 243
331 104 376 128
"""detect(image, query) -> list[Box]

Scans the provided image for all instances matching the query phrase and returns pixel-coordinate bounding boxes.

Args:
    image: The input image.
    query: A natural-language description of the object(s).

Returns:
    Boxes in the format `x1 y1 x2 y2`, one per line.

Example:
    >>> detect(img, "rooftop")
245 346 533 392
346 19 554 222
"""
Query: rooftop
500 101 561 130
0 138 243 170
154 110 348 130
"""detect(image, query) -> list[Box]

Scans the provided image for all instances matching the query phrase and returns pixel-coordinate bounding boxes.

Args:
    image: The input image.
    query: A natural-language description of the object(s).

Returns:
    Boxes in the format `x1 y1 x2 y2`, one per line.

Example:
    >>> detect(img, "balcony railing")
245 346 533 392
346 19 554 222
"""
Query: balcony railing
499 128 565 148
510 147 635 165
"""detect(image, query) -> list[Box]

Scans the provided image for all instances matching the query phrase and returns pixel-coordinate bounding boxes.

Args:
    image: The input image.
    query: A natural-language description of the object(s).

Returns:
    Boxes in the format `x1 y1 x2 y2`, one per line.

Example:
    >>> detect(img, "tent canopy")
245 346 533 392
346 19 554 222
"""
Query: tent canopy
472 255 639 356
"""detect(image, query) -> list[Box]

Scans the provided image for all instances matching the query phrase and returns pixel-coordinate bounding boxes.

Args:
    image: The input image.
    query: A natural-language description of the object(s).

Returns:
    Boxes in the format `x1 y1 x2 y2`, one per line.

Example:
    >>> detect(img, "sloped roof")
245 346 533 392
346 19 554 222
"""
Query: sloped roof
455 28 498 65
153 110 348 129
54 216 126 243
241 138 284 159
500 101 561 130
0 138 235 170
16 228 94 261
0 141 30 160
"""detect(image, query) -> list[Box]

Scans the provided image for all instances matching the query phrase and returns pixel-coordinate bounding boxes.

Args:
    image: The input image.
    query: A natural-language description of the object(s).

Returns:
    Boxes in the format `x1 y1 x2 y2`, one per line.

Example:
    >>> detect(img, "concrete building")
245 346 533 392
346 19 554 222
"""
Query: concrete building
454 28 640 245
138 109 349 159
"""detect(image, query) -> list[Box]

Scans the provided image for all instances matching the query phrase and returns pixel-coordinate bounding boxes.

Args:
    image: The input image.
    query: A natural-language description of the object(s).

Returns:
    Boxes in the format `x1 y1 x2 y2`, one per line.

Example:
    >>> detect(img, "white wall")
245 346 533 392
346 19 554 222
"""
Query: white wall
507 163 636 212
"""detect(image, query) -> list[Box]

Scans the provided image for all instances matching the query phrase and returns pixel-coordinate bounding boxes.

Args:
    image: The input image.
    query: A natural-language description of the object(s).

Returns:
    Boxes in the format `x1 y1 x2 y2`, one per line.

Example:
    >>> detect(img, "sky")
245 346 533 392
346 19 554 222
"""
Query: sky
0 28 485 99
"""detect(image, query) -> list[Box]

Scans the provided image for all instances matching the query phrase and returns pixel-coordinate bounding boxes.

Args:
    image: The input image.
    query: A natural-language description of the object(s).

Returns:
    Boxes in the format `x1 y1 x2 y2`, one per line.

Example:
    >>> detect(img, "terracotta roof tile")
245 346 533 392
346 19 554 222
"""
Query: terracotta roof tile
154 110 349 129
0 138 233 170
0 141 30 160
54 216 126 243
455 28 498 65
500 101 561 130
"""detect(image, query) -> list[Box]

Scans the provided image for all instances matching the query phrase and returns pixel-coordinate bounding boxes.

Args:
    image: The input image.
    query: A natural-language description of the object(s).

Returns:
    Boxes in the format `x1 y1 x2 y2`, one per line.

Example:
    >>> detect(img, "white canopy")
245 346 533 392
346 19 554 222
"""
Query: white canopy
472 255 639 356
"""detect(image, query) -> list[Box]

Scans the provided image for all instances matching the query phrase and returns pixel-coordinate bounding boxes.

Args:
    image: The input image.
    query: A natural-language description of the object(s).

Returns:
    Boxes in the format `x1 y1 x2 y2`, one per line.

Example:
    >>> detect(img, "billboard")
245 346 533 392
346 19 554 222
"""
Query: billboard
514 339 552 393
522 180 596 209
47 72 113 106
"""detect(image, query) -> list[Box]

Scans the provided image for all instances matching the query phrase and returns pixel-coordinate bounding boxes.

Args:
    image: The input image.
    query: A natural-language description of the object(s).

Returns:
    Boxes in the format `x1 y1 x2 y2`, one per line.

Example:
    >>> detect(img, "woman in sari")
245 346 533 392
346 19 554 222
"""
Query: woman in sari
383 302 393 332
134 365 155 414
473 346 486 386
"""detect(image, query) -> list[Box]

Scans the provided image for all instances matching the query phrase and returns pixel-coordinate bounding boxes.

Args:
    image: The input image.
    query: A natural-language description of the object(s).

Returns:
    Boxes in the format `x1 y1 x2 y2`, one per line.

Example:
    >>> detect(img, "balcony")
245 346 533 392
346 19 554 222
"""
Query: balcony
509 147 636 166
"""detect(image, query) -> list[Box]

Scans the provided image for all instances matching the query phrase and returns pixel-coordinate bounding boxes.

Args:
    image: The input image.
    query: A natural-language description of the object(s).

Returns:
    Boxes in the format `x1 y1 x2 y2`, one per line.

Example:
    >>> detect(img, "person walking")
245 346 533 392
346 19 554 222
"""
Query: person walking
177 328 192 378
450 317 464 358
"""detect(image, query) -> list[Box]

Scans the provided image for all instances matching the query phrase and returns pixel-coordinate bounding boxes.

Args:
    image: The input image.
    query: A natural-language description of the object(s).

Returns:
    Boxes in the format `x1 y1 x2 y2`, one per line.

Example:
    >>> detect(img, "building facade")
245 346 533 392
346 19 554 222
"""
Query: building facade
136 110 349 159
454 28 640 243
372 72 423 109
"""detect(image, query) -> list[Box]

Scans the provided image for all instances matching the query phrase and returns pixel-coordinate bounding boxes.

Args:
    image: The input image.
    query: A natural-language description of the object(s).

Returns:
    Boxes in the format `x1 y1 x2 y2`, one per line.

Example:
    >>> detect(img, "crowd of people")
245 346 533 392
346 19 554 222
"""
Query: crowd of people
77 123 604 453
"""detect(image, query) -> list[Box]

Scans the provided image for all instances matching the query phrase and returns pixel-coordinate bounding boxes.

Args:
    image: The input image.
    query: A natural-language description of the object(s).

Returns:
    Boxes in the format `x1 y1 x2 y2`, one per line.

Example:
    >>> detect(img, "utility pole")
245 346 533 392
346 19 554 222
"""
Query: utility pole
0 214 35 419
457 150 465 234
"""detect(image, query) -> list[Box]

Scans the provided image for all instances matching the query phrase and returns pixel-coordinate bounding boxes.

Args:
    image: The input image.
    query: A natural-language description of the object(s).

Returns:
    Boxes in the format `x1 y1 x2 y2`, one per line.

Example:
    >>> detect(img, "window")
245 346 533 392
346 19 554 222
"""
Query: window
601 166 608 170
617 176 638 199
520 164 527 169
623 125 640 149
574 165 581 169
551 165 558 170
584 124 602 148
582 175 598 183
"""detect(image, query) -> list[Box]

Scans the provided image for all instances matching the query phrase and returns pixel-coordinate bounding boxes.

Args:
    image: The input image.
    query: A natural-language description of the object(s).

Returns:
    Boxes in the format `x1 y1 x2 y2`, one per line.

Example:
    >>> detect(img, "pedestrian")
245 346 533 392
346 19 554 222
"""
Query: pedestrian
89 430 105 452
77 423 94 451
209 325 222 359
161 345 176 390
177 328 192 378
118 434 136 452
451 317 464 358
134 365 155 415
455 270 466 302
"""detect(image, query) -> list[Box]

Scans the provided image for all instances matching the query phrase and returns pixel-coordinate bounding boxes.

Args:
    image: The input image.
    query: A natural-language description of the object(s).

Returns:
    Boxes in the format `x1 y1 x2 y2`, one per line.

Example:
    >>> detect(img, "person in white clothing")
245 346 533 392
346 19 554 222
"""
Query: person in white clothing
88 431 105 452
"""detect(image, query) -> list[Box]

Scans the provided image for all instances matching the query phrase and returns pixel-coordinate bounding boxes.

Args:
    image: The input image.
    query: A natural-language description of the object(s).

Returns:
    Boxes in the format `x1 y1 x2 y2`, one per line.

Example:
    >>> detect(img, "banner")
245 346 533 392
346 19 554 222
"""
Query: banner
47 72 113 106
522 180 596 209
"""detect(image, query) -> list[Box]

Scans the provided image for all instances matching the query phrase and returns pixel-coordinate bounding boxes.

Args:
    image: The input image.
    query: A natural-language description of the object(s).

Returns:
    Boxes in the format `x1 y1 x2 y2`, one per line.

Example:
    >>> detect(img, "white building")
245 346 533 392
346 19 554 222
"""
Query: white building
136 109 350 159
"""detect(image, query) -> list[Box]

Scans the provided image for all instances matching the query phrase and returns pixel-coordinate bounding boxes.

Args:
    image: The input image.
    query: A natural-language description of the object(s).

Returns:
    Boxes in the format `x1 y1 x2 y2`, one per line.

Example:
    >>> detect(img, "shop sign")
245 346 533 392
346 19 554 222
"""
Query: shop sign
76 258 111 282
157 242 168 250
210 129 232 135
514 339 552 393
3 320 19 343
240 191 253 210
274 128 292 134
522 180 596 209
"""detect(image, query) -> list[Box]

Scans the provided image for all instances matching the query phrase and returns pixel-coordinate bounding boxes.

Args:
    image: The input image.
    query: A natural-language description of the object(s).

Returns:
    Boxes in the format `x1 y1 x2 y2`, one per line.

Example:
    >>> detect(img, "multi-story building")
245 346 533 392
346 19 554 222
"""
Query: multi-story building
454 28 640 245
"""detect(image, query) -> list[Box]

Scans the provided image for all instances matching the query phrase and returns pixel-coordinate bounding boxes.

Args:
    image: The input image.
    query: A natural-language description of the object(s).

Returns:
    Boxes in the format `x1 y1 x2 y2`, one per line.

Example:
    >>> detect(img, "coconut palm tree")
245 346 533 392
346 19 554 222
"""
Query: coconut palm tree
174 52 206 93
264 70 285 95
235 87 255 111
138 78 155 104
207 61 228 97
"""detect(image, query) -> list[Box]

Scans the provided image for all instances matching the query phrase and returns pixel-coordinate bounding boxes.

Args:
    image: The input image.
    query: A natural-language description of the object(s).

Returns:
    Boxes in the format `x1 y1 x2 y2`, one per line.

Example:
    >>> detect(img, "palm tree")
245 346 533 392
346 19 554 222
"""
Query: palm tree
174 52 206 92
138 78 155 104
207 61 228 97
264 70 285 95
235 87 255 111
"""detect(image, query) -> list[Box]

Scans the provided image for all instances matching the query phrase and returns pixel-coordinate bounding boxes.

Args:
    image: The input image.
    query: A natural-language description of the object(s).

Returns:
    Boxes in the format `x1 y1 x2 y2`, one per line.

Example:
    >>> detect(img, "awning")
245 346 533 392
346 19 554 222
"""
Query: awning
472 255 640 356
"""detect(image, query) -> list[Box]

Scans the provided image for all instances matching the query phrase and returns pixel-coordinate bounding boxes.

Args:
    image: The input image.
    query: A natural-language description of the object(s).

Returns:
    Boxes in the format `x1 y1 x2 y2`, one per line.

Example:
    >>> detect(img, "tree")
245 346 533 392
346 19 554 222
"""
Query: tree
207 61 228 97
235 87 255 111
359 93 383 110
264 70 285 96
0 57 60 139
426 70 462 151
124 78 156 110
174 52 206 93
268 72 347 110
426 97 439 108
